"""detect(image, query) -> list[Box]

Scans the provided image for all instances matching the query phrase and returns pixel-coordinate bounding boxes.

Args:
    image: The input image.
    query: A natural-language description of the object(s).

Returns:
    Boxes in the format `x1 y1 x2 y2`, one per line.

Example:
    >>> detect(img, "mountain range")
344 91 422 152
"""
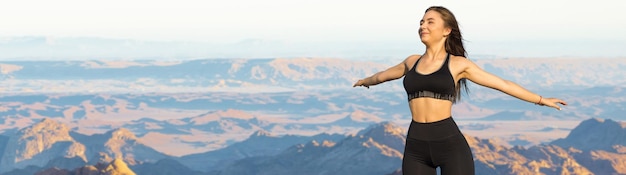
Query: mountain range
1 57 626 174
0 57 625 156
1 118 626 174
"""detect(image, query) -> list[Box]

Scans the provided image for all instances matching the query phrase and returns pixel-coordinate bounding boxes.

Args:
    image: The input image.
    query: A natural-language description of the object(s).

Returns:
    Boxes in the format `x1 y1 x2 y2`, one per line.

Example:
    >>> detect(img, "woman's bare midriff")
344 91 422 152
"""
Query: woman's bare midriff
408 98 453 123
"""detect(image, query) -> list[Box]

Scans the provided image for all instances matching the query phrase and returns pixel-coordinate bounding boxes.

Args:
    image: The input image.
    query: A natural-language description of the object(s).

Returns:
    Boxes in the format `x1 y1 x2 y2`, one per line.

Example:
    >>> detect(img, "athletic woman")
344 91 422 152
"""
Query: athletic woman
353 6 567 175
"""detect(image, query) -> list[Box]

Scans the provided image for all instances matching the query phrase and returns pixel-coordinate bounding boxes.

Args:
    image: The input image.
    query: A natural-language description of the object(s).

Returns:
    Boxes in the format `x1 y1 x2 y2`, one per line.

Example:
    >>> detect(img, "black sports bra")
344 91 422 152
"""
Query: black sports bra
402 54 456 102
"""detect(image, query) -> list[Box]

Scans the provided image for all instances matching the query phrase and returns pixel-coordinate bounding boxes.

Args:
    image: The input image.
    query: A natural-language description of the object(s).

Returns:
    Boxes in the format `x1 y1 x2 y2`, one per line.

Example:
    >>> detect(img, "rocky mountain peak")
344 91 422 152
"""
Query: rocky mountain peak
249 130 272 138
108 159 136 175
308 140 335 148
357 121 405 138
92 128 169 167
12 118 74 157
34 159 137 175
0 118 85 173
105 128 137 141
580 118 622 128
552 118 626 151
19 118 70 136
466 135 508 152
347 110 383 123
100 128 142 163
332 122 405 153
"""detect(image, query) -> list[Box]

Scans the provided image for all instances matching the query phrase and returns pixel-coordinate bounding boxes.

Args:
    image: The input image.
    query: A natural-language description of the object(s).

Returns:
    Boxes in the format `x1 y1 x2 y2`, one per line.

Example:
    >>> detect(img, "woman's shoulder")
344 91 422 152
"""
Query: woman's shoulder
405 54 422 61
449 54 468 60
449 55 473 65
449 55 478 71
408 54 422 59
401 54 420 65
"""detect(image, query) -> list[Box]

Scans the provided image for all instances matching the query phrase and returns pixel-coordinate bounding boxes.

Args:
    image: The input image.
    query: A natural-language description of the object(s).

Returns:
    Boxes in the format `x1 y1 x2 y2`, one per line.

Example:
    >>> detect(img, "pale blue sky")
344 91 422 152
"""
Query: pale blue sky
1 0 625 59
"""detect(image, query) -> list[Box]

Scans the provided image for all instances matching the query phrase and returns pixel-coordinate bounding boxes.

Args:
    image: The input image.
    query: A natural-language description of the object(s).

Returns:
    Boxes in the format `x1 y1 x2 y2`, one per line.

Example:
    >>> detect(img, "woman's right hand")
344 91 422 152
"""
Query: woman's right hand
351 55 413 89
353 79 369 89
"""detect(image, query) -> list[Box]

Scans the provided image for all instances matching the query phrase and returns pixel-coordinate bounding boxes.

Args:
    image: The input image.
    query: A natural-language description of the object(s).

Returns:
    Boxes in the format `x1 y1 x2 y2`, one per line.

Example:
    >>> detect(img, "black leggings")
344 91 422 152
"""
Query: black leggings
402 117 474 175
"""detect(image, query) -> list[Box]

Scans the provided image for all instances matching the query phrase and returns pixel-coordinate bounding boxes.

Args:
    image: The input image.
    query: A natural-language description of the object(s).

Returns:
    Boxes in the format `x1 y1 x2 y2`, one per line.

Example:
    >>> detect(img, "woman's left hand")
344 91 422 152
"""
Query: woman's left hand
539 97 567 110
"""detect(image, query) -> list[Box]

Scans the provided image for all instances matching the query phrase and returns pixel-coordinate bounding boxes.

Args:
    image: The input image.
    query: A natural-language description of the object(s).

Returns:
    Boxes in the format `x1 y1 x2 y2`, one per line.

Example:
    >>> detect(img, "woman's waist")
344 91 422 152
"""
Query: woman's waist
407 116 462 141
408 101 452 123
411 115 452 123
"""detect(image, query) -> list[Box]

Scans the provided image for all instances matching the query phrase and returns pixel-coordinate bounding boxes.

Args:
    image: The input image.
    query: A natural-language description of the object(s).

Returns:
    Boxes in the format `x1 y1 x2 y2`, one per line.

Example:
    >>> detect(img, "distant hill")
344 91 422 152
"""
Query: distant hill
552 118 626 151
0 57 625 93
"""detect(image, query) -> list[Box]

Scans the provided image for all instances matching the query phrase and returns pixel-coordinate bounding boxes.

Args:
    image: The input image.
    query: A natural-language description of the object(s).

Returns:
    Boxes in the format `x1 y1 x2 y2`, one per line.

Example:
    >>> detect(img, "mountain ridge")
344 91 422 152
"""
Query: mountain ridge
1 57 625 94
2 118 626 174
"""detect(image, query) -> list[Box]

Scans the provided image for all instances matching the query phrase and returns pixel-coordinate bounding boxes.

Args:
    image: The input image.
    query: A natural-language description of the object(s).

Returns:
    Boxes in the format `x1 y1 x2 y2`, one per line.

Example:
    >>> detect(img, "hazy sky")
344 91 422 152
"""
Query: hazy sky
1 0 625 58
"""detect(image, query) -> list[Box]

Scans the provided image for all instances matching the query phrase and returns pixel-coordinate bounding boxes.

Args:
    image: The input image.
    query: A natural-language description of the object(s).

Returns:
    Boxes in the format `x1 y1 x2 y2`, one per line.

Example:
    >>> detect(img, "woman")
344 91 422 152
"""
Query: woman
353 6 567 175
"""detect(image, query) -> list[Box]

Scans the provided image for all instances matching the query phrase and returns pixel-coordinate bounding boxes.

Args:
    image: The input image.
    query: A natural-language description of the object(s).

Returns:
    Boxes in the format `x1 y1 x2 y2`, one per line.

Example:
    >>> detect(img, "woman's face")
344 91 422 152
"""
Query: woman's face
419 10 451 44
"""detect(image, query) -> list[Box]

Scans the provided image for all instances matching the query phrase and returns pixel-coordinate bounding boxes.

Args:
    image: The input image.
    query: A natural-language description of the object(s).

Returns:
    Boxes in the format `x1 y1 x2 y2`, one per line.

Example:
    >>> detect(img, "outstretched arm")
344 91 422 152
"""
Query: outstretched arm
353 55 414 88
460 59 567 110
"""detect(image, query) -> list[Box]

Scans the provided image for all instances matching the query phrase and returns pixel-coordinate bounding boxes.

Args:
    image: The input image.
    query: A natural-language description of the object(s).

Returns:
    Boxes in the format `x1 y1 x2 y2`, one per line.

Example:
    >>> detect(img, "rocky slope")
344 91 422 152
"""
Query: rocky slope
177 130 344 172
217 122 405 175
70 127 169 165
34 159 136 175
0 119 171 173
0 118 86 173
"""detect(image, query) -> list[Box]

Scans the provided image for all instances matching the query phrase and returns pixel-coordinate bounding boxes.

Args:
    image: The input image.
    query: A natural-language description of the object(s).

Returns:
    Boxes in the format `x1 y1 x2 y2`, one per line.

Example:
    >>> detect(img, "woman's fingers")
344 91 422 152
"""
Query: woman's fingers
546 98 567 110
352 80 360 87
353 80 369 88
353 80 368 88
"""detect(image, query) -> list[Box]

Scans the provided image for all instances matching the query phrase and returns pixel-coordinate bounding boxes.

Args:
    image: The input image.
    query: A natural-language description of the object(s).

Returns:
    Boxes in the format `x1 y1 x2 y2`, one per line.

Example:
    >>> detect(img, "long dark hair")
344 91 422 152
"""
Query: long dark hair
426 6 469 102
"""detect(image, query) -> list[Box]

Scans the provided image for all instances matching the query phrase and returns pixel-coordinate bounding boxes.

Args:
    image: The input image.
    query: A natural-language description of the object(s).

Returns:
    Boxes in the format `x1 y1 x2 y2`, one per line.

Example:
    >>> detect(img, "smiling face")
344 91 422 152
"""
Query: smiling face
419 10 452 46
